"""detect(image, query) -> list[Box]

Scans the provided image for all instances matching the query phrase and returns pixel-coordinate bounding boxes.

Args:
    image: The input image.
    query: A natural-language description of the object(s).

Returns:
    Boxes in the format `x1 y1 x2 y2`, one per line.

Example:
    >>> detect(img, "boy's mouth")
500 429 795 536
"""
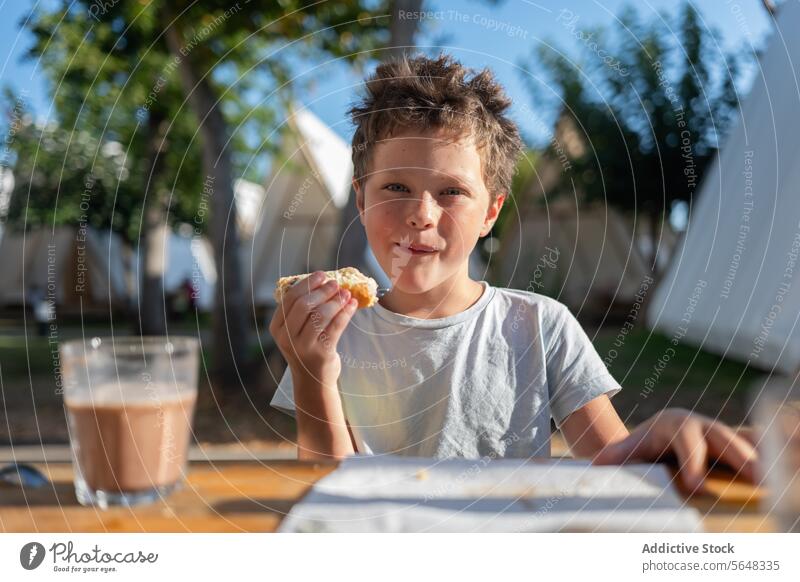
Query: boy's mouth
395 242 440 256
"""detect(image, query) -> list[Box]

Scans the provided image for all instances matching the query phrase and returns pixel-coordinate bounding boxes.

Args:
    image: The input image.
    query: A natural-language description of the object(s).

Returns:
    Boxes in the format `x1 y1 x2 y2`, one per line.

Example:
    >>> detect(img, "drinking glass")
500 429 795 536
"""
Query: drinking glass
59 336 199 508
751 372 800 532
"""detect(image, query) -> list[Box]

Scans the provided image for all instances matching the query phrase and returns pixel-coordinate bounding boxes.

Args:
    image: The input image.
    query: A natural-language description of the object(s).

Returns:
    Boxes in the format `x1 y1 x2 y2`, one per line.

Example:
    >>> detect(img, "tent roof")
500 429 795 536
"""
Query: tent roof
646 2 800 374
0 225 130 308
288 104 352 209
234 178 265 239
496 115 651 312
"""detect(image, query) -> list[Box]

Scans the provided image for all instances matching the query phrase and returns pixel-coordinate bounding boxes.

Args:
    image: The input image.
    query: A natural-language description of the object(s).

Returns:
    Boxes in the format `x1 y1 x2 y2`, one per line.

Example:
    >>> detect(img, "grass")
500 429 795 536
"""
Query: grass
592 327 764 425
0 322 765 428
2 323 763 394
0 335 60 378
0 324 216 380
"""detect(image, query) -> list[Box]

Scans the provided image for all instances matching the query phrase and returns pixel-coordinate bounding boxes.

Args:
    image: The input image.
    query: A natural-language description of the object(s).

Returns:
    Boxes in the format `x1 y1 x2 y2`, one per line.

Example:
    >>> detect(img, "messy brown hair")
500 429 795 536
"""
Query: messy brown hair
348 52 524 202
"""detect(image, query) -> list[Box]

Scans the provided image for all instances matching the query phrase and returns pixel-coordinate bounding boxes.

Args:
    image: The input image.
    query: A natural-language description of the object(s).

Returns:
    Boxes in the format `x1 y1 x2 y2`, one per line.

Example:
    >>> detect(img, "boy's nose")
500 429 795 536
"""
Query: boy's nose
406 195 436 229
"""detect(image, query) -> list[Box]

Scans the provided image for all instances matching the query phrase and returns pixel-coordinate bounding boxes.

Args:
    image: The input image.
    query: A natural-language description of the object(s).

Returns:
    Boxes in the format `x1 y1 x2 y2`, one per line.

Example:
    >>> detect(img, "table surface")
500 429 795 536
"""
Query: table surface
0 461 774 533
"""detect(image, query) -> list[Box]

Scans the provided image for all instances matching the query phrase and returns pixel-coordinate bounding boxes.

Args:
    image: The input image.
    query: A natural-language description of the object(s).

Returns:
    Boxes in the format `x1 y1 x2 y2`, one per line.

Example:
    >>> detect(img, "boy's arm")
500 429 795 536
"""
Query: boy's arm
268 270 359 461
543 305 757 490
559 394 630 458
294 371 355 461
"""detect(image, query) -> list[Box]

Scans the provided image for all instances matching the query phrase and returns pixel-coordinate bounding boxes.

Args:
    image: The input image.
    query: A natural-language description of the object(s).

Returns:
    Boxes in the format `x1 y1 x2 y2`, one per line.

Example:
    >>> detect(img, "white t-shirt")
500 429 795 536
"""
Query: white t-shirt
270 280 621 459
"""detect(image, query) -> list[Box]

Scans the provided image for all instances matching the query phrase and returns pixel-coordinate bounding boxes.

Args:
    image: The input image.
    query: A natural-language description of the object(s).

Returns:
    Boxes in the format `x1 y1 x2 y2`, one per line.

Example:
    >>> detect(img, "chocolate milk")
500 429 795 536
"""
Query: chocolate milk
65 383 196 492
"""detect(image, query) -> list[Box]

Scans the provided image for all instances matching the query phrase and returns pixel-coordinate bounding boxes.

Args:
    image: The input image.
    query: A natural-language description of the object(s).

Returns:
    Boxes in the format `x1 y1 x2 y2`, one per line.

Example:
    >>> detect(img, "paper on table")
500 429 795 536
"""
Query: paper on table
278 454 704 532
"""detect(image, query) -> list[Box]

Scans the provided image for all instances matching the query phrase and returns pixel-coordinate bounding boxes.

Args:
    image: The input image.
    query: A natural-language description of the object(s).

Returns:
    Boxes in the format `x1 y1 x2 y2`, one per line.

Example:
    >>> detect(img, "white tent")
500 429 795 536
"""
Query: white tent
234 178 265 240
244 104 354 308
497 113 652 313
0 168 13 242
0 225 130 311
498 200 652 312
131 224 217 312
646 2 800 374
126 178 267 312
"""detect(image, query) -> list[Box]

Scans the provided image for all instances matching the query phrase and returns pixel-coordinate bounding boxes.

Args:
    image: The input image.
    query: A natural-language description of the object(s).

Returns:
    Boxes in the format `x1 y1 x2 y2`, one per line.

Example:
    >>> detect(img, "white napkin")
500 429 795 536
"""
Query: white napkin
278 454 703 532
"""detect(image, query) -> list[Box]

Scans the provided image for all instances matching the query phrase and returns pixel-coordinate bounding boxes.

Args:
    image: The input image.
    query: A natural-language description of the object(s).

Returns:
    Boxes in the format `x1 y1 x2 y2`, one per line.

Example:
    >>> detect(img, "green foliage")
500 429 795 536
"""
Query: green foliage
2 116 143 238
522 3 747 221
592 326 763 423
477 149 537 267
5 0 391 241
494 148 537 240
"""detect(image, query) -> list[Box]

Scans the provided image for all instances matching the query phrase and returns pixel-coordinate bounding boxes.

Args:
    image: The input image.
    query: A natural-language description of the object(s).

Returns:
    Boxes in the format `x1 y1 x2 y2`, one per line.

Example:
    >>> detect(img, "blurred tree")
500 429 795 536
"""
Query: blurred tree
16 4 209 336
14 0 390 390
2 107 141 235
522 3 747 273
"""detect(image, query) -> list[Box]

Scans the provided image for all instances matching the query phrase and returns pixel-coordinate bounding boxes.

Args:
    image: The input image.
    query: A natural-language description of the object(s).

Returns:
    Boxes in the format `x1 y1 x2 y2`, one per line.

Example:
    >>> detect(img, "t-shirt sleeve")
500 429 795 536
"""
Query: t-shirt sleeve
545 303 622 428
270 367 297 418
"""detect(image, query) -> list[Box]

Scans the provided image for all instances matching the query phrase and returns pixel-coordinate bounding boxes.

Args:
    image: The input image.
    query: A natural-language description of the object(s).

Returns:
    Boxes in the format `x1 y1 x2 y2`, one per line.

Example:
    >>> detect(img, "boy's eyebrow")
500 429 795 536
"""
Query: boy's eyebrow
377 169 480 188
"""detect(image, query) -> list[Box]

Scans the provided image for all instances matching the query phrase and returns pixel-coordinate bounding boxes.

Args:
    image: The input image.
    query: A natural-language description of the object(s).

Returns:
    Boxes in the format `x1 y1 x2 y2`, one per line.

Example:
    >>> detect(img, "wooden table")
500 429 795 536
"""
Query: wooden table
0 461 774 533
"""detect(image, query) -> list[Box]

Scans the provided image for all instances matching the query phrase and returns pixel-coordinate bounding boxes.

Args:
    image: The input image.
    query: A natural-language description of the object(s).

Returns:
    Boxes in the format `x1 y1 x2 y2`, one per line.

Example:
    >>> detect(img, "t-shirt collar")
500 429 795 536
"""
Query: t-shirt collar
371 280 495 329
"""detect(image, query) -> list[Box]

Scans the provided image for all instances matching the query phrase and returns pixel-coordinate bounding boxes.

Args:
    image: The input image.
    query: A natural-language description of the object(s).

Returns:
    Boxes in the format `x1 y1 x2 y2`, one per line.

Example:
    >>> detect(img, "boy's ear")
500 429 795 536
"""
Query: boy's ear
353 178 366 225
480 192 506 237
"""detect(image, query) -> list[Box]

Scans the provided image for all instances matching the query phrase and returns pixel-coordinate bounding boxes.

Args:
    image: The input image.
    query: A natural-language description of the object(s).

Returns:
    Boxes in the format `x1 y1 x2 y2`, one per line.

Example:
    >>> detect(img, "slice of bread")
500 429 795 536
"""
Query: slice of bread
274 267 379 309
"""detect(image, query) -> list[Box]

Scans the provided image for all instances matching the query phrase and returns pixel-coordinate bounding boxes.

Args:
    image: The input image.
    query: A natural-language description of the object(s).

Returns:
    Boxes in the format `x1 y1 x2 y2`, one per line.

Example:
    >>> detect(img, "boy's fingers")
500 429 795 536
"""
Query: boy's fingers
325 297 359 344
287 281 343 337
592 441 627 465
277 272 328 326
270 298 288 333
671 419 708 492
704 421 759 483
592 429 645 465
734 426 761 448
593 412 758 492
297 290 352 343
272 273 320 331
269 307 282 337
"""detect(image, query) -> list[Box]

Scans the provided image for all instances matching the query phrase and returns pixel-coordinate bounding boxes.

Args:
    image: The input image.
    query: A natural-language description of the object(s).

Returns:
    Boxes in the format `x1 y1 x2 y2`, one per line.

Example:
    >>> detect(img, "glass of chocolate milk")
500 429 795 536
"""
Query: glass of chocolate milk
59 336 199 508
752 372 800 532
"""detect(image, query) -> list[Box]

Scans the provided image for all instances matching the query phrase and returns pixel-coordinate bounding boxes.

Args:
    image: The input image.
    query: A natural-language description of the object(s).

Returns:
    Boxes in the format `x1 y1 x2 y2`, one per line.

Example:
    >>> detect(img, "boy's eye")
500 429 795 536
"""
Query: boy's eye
443 187 465 196
382 184 466 197
384 183 408 192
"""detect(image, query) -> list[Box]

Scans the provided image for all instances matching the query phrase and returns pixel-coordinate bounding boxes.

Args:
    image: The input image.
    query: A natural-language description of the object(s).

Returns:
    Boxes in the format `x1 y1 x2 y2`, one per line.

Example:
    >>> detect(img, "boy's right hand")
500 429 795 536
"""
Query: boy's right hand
269 271 359 383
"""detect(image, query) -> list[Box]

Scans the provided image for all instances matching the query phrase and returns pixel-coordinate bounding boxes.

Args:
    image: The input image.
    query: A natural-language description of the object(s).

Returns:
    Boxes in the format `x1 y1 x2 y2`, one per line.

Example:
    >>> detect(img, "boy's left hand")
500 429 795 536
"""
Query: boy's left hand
591 408 759 493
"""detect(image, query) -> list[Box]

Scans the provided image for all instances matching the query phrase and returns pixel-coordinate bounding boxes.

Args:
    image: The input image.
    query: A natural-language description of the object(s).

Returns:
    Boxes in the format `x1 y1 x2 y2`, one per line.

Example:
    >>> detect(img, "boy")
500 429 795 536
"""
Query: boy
269 53 758 492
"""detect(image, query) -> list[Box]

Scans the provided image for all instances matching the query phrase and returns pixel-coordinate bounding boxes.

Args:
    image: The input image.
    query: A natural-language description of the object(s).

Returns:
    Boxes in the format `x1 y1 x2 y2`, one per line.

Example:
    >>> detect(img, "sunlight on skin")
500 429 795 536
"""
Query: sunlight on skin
354 127 504 320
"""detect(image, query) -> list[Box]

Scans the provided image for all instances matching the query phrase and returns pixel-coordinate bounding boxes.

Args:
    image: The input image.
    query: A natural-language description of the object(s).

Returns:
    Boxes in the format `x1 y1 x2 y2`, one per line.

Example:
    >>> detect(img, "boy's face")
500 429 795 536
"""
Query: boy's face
353 128 505 294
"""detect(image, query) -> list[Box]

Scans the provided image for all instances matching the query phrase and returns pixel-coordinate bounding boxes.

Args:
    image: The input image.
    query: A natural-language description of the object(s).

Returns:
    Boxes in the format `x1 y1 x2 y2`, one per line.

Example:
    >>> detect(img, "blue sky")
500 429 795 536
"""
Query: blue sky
0 0 775 147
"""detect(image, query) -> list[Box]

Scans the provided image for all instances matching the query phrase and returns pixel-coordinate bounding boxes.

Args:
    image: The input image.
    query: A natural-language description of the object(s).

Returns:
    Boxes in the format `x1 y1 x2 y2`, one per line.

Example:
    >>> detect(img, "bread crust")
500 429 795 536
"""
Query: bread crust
274 267 379 308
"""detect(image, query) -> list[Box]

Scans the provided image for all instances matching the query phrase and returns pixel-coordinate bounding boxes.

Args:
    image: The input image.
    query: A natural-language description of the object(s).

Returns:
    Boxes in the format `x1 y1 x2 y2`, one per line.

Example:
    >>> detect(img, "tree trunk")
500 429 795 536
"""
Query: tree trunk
336 0 422 277
138 109 168 336
649 211 663 278
387 0 422 61
165 23 248 391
